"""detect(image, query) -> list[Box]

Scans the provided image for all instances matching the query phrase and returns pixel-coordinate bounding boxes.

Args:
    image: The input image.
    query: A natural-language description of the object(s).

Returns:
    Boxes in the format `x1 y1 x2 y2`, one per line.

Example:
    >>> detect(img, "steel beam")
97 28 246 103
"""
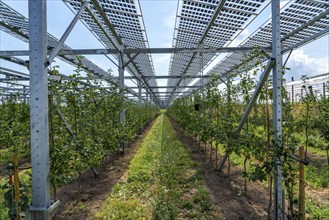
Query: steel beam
138 75 142 104
53 101 74 137
28 0 59 219
0 47 271 57
0 67 30 77
217 59 275 173
282 26 329 53
119 53 125 153
128 86 199 89
281 9 329 42
0 86 26 91
272 0 284 219
237 59 275 133
23 86 27 104
167 0 227 101
47 1 88 64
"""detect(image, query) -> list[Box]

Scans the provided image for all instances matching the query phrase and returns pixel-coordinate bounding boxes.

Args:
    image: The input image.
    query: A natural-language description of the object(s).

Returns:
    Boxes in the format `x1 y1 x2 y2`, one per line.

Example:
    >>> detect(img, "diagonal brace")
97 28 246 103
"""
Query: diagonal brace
52 100 74 137
47 1 88 65
124 53 140 68
218 59 275 172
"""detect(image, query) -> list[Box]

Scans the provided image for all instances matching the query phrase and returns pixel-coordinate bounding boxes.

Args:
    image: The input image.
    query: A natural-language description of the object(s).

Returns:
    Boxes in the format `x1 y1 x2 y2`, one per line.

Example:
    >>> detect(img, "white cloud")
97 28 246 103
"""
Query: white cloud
164 13 176 30
286 49 329 78
159 13 177 47
153 54 171 64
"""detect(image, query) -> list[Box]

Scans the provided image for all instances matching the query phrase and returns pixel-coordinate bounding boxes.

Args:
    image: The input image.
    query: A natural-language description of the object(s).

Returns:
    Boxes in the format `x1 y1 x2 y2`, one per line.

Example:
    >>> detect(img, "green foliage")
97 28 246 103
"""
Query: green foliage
0 93 30 162
1 170 31 219
305 164 329 188
1 63 160 212
46 64 160 198
167 51 329 219
306 198 329 219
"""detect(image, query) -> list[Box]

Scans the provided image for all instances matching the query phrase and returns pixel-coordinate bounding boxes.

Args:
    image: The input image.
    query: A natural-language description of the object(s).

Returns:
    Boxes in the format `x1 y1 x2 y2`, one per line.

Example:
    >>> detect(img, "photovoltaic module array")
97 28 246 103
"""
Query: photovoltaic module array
64 0 159 95
166 0 269 101
0 0 328 104
180 0 329 96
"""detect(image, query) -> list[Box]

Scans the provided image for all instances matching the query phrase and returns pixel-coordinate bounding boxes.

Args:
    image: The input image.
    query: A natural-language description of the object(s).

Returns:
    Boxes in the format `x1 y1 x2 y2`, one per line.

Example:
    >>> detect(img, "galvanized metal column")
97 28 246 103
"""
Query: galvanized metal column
28 0 52 219
118 53 125 153
138 76 142 104
291 77 294 103
23 86 27 104
272 0 284 219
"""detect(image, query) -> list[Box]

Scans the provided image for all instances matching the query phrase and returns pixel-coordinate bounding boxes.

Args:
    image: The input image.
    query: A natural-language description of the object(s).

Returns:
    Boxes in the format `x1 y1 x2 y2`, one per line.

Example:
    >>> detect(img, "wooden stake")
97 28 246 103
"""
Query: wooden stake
299 146 305 220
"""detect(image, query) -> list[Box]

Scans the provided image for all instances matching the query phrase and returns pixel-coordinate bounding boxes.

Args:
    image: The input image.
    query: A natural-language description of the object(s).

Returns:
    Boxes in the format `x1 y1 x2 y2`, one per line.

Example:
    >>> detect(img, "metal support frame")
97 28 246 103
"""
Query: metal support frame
23 86 27 104
281 9 329 42
236 59 275 133
0 47 271 57
28 0 59 219
47 1 88 64
119 53 125 153
124 53 140 68
218 59 275 172
138 75 142 104
53 101 74 137
128 86 199 89
282 27 329 54
292 84 294 103
272 0 284 219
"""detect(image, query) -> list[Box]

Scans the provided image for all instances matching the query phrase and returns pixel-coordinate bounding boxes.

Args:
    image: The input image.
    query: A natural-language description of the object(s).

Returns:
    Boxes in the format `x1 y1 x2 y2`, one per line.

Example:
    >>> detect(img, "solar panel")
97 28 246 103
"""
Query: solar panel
0 1 144 98
167 0 269 101
183 0 329 97
63 0 158 96
0 1 111 79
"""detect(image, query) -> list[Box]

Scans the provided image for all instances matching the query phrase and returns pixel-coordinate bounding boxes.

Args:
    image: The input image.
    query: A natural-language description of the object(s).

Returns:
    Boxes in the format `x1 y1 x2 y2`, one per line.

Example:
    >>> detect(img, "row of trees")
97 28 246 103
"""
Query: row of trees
167 65 328 218
1 63 160 214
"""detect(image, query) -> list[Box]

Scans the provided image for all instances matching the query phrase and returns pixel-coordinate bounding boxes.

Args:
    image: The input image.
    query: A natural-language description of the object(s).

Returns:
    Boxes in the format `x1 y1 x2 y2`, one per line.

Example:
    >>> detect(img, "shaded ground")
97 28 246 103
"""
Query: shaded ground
169 117 273 220
54 118 157 220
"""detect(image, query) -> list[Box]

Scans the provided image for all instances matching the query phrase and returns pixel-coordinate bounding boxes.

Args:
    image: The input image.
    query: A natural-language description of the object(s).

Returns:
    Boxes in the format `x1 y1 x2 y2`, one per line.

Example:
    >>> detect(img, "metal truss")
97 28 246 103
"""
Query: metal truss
166 0 270 103
186 0 329 98
62 0 159 104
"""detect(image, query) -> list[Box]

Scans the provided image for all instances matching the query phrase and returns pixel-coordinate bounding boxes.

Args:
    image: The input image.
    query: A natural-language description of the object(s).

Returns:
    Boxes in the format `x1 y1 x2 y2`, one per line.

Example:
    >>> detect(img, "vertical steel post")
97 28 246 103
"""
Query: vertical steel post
323 82 326 98
28 0 51 219
138 76 142 104
138 76 142 129
291 85 294 103
291 77 294 103
272 0 284 219
23 86 27 104
146 90 149 103
118 53 125 153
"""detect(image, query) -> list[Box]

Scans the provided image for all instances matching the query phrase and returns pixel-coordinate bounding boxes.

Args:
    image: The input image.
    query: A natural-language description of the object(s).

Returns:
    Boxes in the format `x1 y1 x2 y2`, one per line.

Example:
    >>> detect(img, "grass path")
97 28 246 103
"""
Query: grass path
95 114 221 219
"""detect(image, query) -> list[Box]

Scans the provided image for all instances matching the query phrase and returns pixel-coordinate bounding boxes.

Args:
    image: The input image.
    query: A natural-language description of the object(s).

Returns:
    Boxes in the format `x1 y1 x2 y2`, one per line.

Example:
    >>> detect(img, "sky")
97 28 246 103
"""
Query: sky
0 0 328 99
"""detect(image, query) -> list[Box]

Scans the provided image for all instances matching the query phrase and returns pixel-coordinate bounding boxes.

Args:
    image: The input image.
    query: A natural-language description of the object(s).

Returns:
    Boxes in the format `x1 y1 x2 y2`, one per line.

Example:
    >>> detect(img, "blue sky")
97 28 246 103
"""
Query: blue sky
1 0 328 95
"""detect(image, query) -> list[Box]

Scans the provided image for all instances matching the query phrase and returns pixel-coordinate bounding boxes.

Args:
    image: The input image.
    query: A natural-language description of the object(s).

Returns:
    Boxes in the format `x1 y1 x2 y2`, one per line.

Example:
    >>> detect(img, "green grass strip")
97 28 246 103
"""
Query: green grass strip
95 114 218 220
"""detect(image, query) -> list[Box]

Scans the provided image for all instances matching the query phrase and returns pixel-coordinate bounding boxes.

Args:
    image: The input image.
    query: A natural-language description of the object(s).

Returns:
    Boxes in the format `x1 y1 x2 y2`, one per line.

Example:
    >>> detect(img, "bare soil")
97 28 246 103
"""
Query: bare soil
53 118 157 220
169 117 274 220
